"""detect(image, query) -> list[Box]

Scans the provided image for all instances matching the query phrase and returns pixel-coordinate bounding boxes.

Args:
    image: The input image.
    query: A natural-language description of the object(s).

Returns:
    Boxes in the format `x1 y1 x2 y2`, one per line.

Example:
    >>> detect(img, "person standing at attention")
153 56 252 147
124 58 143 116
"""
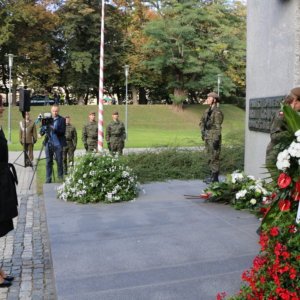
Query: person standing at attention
106 111 126 155
63 116 77 175
82 112 98 152
199 92 224 183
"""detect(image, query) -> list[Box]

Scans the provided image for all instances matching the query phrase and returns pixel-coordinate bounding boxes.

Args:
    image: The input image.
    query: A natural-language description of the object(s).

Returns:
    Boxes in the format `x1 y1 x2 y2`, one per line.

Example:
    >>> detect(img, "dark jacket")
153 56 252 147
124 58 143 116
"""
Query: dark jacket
42 115 66 148
0 128 18 228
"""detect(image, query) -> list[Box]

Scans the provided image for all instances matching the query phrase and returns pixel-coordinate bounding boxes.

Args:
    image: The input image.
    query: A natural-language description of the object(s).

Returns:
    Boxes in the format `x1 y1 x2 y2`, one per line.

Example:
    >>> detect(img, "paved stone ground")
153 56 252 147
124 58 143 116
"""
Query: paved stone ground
0 152 56 300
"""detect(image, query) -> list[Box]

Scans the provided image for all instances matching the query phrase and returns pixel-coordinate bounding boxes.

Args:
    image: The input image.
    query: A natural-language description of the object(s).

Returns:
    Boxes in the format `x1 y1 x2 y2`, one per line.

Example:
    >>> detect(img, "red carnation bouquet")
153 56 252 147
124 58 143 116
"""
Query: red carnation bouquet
220 105 300 299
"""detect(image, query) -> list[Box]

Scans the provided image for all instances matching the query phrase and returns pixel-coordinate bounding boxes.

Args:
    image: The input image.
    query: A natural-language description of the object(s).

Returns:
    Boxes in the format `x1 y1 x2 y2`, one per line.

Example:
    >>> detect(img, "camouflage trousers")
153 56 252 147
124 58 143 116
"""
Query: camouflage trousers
110 139 124 155
86 141 97 152
205 138 221 173
63 144 75 175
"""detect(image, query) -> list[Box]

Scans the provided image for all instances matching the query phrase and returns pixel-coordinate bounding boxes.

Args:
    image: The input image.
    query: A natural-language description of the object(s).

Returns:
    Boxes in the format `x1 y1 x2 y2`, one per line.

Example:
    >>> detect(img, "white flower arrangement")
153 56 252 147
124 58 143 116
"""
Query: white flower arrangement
57 152 139 203
276 130 300 170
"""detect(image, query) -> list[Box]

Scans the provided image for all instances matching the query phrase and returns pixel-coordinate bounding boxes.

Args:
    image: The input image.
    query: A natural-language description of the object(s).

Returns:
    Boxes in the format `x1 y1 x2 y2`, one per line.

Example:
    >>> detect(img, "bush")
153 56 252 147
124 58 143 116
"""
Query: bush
120 145 244 183
57 152 138 203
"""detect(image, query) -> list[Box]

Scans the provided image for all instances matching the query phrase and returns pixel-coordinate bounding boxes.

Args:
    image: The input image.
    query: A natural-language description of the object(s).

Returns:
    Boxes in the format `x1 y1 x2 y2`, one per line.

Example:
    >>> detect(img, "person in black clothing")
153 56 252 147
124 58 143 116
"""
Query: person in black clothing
0 97 18 287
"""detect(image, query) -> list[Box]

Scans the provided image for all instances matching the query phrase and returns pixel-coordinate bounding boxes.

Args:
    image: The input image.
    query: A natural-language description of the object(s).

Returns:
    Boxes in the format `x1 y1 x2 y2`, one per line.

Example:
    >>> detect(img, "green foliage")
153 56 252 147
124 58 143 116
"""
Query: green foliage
121 145 244 183
0 1 60 89
143 0 246 99
57 152 138 203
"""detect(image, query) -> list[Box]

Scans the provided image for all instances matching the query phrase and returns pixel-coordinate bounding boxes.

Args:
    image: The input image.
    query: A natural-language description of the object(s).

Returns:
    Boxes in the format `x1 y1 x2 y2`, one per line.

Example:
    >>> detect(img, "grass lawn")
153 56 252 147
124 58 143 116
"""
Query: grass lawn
1 103 245 151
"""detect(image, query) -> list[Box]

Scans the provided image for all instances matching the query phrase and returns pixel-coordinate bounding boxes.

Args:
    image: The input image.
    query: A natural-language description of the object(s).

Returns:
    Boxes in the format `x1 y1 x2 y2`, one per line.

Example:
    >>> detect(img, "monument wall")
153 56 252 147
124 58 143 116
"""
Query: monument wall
245 0 300 178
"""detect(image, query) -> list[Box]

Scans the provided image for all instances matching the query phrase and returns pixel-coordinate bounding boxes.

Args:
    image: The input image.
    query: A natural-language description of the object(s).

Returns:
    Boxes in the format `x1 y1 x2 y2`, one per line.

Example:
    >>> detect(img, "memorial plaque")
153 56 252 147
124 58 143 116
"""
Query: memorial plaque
248 96 284 133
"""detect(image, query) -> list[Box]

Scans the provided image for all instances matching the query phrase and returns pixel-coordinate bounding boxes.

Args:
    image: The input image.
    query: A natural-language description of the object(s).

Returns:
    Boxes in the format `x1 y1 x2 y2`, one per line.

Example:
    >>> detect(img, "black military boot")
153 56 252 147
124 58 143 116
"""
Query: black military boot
212 172 219 182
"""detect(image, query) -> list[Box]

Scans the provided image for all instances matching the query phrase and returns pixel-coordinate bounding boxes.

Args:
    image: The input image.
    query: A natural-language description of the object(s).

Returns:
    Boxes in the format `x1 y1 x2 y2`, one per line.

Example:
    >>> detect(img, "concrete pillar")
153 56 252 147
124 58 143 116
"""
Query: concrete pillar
245 0 300 178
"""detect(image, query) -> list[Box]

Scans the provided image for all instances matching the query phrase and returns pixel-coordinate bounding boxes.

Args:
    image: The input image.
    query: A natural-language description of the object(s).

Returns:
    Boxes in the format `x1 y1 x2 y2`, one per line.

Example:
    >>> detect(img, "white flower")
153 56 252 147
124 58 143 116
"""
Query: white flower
236 189 247 199
288 141 300 158
250 198 257 205
295 129 300 137
247 175 255 180
231 172 244 183
276 150 291 170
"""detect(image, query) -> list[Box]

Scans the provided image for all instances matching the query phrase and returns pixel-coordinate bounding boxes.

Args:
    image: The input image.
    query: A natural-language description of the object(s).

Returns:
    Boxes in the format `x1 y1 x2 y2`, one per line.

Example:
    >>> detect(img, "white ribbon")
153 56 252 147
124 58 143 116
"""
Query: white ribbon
296 201 300 224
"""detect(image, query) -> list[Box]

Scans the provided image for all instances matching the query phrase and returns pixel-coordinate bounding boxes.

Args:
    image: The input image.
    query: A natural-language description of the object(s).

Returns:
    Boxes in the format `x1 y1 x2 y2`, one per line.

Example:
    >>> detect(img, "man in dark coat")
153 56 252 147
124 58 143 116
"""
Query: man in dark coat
0 97 18 287
40 105 66 183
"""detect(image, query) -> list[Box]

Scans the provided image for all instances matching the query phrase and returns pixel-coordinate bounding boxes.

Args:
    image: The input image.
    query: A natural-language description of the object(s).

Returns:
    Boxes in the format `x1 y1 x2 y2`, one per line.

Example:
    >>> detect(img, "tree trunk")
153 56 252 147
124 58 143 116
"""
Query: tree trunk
173 87 186 111
139 87 147 104
132 85 138 105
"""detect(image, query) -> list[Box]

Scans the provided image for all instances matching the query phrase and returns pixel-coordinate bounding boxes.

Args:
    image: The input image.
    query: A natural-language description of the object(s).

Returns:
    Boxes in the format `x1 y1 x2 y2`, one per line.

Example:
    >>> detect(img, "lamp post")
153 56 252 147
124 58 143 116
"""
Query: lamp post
6 54 14 144
124 65 129 140
217 74 222 97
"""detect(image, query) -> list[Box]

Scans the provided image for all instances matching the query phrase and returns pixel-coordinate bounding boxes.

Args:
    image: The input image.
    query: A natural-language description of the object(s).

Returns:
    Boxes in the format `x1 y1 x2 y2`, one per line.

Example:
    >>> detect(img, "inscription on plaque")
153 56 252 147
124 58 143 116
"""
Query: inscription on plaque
249 96 284 133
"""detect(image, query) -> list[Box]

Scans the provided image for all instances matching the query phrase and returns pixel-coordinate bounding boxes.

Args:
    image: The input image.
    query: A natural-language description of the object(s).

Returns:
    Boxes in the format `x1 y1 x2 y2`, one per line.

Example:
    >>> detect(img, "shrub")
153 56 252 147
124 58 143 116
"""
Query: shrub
121 145 244 183
57 152 138 203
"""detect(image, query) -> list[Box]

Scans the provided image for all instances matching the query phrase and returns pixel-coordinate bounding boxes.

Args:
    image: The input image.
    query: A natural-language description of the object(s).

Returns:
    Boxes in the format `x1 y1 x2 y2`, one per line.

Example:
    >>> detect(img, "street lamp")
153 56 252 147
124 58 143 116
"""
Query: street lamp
124 65 129 141
217 74 222 97
5 54 14 144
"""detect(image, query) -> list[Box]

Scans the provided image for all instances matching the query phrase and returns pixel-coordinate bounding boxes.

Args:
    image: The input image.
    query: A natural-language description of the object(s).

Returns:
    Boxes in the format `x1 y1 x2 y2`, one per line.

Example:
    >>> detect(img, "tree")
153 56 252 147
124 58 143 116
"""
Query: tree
143 0 246 106
0 0 60 98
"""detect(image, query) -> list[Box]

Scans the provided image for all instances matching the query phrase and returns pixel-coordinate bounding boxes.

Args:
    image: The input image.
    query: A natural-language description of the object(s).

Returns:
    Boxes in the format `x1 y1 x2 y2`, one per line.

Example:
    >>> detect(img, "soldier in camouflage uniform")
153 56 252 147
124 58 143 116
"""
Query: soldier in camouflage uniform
266 87 300 175
19 112 37 167
63 116 77 175
105 111 126 155
82 112 98 152
199 92 224 183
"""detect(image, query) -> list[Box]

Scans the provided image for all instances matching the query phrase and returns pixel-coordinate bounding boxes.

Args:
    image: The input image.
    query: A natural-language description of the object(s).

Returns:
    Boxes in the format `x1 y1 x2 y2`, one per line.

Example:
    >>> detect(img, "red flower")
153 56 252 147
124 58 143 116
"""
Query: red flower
288 225 297 233
216 292 226 300
277 173 292 189
260 207 270 217
259 233 269 250
292 181 300 200
270 227 280 237
200 192 212 199
278 199 291 211
281 251 290 260
290 267 297 280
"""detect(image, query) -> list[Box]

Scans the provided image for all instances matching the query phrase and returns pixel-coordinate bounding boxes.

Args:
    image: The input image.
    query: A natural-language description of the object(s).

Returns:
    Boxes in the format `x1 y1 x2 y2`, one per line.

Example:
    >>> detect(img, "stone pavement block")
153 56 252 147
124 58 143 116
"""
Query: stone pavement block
0 152 56 300
44 180 259 300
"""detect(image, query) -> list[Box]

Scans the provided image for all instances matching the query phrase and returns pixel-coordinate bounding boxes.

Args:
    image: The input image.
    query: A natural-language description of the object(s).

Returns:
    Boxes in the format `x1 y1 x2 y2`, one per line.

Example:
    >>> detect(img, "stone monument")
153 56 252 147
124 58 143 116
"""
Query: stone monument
245 0 300 178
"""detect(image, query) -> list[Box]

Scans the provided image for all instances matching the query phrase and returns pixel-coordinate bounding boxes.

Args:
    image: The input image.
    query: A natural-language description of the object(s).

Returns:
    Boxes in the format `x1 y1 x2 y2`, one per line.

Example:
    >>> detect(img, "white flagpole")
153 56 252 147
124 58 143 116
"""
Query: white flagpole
98 0 105 152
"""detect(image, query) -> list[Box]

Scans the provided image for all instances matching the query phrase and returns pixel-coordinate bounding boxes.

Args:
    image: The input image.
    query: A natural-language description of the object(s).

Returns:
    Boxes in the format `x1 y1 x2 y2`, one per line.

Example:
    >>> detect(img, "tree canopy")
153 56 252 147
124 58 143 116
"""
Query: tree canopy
0 0 246 104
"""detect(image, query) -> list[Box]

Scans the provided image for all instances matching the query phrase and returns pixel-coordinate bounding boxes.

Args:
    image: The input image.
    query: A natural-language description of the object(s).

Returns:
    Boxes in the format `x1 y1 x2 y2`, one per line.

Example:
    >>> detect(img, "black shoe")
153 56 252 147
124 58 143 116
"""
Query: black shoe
212 172 219 182
4 276 14 282
0 280 12 288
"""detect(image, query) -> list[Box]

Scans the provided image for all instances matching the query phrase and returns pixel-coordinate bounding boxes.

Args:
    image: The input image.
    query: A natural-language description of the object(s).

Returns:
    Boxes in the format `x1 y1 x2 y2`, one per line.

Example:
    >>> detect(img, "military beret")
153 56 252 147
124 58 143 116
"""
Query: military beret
290 87 300 98
89 111 96 115
207 92 219 99
112 111 119 115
